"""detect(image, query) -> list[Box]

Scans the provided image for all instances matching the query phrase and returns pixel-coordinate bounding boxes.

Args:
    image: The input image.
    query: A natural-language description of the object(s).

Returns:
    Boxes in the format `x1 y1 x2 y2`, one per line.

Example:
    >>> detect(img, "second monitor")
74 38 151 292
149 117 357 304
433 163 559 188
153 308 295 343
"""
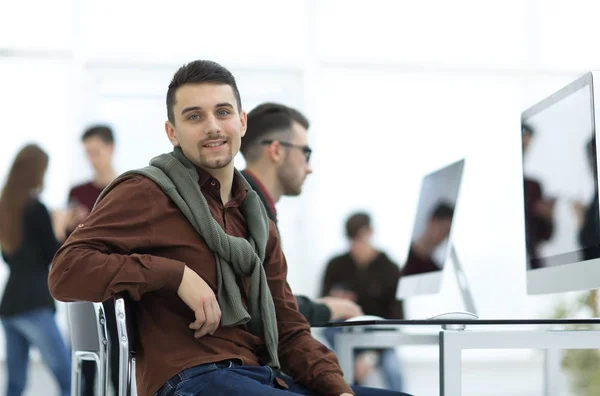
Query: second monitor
396 158 465 300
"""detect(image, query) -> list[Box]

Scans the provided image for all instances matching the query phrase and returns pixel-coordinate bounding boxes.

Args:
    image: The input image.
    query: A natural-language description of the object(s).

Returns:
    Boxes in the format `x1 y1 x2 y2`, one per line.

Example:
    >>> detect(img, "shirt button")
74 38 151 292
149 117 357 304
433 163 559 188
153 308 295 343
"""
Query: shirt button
78 224 84 228
210 180 216 186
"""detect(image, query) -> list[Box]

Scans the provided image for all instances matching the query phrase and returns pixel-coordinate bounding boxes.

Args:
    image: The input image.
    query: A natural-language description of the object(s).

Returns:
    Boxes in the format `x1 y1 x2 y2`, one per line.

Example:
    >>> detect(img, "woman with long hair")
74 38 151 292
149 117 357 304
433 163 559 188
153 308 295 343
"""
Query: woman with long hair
0 144 71 396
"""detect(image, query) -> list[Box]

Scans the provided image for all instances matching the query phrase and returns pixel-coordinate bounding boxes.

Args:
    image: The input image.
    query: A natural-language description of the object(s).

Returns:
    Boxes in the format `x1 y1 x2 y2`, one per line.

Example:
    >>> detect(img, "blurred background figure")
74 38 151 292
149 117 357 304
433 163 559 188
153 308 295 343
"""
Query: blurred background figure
0 144 71 396
66 125 119 396
240 102 363 324
321 212 404 391
573 136 600 260
521 124 555 269
403 202 454 276
67 125 117 225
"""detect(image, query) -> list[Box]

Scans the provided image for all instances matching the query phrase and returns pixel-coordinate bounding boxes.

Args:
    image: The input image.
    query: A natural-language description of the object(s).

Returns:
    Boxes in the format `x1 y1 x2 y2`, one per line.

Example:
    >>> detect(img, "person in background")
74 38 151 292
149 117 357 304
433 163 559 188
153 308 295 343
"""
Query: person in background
321 212 404 391
521 124 555 269
0 144 71 396
574 136 600 259
239 102 363 325
402 202 454 276
66 124 119 396
67 125 117 220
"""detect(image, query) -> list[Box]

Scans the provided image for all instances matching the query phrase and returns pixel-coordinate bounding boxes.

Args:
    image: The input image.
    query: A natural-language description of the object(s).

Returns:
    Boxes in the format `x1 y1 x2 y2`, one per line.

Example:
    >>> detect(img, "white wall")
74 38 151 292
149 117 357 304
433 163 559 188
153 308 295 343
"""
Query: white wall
1 0 600 367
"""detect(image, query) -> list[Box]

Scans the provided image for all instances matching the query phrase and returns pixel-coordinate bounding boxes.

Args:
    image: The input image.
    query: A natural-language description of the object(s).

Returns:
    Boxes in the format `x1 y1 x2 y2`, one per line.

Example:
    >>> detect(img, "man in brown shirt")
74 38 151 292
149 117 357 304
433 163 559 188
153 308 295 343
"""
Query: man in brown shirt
48 60 409 396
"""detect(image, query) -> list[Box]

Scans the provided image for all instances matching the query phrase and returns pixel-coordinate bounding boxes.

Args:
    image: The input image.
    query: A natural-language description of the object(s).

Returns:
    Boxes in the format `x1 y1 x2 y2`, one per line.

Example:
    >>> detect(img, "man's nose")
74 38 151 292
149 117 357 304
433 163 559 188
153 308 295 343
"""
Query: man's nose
205 114 221 134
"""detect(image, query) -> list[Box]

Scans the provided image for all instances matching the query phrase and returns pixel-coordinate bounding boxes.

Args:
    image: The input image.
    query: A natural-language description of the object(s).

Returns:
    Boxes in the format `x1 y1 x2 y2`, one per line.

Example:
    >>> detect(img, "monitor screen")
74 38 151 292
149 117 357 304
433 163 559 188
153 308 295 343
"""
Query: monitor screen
402 159 465 278
522 75 599 270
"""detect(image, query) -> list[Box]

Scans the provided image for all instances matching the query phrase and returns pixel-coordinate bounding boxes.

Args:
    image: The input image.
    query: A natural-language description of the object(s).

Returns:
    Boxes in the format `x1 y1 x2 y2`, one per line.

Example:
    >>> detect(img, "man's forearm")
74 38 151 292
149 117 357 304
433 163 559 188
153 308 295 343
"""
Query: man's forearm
295 295 332 326
49 244 185 303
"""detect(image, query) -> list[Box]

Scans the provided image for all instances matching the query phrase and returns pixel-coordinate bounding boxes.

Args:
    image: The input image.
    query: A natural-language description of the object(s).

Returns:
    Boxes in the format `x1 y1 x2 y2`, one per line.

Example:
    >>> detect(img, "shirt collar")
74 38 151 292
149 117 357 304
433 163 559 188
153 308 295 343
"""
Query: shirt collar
242 169 277 219
194 166 247 206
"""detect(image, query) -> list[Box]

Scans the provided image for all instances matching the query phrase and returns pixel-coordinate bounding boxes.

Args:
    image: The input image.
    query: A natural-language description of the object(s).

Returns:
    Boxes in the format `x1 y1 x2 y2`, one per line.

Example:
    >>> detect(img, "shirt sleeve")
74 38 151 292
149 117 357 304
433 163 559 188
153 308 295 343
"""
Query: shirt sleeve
263 221 354 396
48 175 185 303
295 295 332 326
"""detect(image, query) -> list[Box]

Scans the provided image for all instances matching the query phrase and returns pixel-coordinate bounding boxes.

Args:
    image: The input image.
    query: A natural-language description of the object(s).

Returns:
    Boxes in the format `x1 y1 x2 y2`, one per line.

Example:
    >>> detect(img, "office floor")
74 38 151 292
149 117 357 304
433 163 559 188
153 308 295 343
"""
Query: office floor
1 357 570 396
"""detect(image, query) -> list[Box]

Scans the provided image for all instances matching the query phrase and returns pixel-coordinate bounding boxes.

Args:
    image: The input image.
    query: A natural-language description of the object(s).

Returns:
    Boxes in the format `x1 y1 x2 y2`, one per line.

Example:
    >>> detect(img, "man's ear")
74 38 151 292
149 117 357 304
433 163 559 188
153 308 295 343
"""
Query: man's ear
240 110 247 137
165 121 179 146
266 140 285 164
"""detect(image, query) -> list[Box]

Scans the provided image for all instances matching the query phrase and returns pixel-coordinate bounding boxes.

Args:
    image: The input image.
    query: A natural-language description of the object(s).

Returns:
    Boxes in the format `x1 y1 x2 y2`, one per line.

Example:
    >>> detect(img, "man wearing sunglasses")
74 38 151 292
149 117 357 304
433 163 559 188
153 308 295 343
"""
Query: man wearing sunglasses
240 102 363 326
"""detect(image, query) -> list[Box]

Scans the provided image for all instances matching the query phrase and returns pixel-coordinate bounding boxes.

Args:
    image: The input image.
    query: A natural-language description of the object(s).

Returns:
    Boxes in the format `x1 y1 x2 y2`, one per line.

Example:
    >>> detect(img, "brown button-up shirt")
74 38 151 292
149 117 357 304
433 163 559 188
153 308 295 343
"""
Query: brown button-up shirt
49 169 352 396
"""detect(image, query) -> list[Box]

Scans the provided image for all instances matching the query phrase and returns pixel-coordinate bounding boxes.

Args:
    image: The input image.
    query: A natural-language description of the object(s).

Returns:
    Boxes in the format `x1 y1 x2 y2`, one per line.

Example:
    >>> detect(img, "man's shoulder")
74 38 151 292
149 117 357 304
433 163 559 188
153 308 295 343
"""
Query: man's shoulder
106 173 164 195
96 174 167 207
327 252 353 267
376 251 401 269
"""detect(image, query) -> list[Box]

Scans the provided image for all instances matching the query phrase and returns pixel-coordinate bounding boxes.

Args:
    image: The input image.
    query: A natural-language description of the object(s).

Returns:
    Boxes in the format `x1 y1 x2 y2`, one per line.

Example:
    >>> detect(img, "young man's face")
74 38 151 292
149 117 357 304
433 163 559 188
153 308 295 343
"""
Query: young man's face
276 121 313 196
165 83 246 172
426 217 452 246
83 136 114 172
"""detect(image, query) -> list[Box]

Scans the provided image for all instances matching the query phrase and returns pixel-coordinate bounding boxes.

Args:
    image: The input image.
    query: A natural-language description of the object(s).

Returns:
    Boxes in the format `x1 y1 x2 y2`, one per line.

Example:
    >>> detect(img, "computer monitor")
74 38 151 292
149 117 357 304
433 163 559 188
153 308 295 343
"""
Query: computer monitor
396 158 465 299
522 72 600 294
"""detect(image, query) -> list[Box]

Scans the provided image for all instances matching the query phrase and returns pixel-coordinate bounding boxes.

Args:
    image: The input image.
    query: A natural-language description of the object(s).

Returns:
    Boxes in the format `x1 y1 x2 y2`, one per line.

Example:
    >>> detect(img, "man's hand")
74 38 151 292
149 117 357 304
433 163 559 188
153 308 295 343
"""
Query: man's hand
177 266 221 338
51 208 73 241
329 288 358 302
317 296 363 320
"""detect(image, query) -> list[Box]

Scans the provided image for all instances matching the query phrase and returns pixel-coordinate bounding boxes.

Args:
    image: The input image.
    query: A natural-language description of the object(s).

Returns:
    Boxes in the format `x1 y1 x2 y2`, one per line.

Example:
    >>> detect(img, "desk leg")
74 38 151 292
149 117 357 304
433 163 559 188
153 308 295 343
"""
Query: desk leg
439 331 462 396
544 348 561 396
337 332 355 384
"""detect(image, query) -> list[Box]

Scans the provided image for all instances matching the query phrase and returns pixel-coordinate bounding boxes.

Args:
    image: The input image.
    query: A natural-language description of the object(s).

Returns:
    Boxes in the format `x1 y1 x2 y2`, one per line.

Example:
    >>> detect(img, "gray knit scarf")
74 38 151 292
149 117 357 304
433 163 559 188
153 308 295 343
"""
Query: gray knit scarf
96 147 279 368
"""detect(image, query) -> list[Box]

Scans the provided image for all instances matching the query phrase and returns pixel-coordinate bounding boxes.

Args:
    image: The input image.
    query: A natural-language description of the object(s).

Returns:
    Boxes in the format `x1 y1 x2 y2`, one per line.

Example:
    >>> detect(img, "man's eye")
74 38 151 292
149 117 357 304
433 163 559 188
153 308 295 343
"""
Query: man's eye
188 114 200 120
217 109 230 117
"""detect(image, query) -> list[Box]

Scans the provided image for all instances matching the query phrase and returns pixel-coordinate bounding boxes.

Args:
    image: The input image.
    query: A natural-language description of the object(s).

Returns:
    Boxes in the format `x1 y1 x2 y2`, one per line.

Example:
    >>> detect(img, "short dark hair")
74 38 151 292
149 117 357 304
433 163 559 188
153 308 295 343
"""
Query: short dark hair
81 125 114 144
430 202 454 220
345 212 371 239
241 102 310 163
522 123 534 136
166 60 241 123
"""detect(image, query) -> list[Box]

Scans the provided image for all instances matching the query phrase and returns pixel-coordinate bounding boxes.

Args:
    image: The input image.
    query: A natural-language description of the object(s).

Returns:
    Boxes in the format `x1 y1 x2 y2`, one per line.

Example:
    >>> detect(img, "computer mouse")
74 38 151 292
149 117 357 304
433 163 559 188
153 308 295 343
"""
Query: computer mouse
428 311 479 321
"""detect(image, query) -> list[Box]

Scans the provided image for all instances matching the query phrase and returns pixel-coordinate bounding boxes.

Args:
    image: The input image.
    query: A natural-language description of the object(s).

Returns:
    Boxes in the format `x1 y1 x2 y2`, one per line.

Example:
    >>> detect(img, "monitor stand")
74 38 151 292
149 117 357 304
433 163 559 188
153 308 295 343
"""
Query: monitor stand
449 245 478 316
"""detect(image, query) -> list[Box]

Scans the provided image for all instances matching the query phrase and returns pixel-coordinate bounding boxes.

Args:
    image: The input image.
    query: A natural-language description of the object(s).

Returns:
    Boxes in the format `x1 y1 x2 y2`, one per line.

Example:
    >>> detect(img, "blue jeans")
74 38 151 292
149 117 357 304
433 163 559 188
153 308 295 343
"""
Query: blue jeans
155 360 412 396
1 308 71 396
323 327 404 392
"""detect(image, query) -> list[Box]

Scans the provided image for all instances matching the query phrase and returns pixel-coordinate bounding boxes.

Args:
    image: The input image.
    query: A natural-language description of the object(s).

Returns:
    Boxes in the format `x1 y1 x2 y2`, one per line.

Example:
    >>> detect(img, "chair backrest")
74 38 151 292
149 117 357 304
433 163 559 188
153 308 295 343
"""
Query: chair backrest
67 301 110 396
67 301 107 353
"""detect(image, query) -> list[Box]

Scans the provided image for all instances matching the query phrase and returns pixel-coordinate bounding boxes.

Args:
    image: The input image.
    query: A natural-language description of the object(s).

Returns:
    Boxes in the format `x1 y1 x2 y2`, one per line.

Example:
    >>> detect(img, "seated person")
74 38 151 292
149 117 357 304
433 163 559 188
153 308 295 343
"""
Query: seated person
240 102 363 325
521 124 555 269
574 136 600 261
48 60 411 396
403 202 454 276
321 212 404 391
